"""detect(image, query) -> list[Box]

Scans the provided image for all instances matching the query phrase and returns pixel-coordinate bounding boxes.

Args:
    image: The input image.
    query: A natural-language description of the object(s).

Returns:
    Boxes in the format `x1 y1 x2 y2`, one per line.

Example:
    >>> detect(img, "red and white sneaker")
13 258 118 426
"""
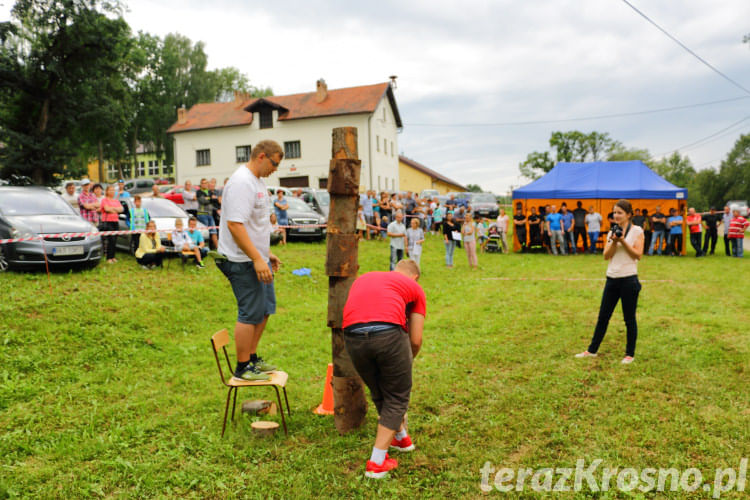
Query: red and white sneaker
390 435 415 452
365 454 398 479
574 351 597 358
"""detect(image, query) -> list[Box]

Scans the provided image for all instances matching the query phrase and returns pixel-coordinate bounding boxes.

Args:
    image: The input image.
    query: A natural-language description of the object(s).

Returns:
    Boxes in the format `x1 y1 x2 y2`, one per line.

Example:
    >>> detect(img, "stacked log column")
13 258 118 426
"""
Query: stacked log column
326 127 367 434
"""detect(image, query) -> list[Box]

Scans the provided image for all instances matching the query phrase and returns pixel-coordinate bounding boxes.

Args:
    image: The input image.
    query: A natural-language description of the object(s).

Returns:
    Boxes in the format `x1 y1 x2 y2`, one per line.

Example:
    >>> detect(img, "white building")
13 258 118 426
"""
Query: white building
167 80 403 191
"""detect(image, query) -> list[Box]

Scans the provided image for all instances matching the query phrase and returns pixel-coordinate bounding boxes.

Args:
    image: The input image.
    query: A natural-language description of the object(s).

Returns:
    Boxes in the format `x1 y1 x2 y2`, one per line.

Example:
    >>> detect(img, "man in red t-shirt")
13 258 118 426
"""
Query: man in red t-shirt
342 259 426 479
686 207 703 257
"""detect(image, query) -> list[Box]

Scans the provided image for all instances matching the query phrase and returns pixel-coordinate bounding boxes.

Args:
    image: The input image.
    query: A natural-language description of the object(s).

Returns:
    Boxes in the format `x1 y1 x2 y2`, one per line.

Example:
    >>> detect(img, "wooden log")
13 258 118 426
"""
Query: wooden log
332 373 368 434
327 126 367 434
327 196 359 234
331 127 358 159
328 159 361 195
241 400 272 415
325 234 359 277
251 421 279 437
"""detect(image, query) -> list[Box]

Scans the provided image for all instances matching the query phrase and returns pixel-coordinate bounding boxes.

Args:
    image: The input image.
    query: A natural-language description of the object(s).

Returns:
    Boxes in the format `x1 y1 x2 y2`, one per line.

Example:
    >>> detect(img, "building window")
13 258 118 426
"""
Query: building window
383 137 387 154
163 164 173 175
284 141 301 159
376 135 380 152
137 161 145 176
148 160 158 176
236 145 251 163
378 175 381 191
107 164 117 179
391 141 394 157
259 109 273 129
196 149 211 166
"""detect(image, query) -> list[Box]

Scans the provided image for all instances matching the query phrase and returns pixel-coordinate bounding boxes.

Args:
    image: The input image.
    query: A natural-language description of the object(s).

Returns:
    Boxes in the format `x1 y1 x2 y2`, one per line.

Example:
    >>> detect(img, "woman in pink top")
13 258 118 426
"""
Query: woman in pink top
100 185 123 263
575 199 644 364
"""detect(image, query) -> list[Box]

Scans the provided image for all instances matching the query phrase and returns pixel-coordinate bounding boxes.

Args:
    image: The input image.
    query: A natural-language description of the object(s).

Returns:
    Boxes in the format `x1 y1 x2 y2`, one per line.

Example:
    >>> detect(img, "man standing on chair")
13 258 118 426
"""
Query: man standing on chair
343 259 426 479
217 140 284 382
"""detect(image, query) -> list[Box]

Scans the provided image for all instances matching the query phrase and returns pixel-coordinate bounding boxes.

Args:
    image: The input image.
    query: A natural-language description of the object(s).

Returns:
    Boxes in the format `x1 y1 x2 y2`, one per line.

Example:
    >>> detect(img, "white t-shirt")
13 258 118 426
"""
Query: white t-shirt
218 166 270 262
496 214 509 232
585 212 602 232
62 192 79 212
607 224 643 278
172 229 193 249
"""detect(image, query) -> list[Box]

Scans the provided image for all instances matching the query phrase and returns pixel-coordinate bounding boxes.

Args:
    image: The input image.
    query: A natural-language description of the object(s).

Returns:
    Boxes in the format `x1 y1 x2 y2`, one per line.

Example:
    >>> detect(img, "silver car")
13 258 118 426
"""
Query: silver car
0 186 102 271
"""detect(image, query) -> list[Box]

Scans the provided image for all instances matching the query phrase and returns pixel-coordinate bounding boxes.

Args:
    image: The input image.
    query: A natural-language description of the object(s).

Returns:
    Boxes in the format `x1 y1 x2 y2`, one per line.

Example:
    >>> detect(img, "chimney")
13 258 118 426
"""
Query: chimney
389 75 398 89
315 78 328 103
177 105 187 124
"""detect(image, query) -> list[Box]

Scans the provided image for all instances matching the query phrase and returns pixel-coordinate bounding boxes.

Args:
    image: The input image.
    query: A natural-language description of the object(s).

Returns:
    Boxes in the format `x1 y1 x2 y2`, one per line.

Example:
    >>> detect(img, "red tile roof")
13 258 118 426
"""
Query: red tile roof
399 155 467 191
167 82 401 134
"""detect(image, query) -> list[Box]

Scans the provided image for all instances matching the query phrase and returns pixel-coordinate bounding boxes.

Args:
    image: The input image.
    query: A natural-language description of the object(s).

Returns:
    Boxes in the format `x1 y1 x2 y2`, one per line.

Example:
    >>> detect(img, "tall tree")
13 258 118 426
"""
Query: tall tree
519 130 616 179
0 0 133 184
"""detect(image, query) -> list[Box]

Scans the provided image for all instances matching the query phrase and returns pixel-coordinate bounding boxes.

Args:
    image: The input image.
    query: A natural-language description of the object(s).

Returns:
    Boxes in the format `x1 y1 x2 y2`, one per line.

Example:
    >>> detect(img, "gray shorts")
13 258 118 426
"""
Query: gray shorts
217 260 276 324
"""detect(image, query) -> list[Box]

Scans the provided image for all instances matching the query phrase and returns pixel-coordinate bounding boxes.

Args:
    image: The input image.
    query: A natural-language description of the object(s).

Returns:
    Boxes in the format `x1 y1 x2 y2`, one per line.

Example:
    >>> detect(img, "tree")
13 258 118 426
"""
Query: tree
651 152 696 189
465 183 483 193
0 0 133 184
519 131 616 179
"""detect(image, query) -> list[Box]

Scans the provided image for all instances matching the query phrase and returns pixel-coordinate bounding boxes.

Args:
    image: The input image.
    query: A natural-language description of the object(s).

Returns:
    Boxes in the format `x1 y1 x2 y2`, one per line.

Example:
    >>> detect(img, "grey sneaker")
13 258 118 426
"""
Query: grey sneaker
254 357 277 373
232 364 271 382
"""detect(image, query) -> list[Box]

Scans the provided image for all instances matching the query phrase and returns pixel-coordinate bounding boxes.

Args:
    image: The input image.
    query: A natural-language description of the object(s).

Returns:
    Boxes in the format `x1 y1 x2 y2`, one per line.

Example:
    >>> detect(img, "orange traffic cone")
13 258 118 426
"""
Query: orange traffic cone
314 363 335 415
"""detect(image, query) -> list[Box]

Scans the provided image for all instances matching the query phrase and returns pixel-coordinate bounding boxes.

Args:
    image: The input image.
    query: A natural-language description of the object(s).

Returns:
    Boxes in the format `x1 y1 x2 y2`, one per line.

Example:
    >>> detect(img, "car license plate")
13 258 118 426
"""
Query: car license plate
298 227 316 233
52 246 84 256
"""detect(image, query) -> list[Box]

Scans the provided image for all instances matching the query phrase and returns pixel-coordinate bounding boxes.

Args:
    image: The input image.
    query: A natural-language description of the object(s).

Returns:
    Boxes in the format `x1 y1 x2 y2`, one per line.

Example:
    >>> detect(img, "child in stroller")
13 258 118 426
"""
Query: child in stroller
485 222 503 253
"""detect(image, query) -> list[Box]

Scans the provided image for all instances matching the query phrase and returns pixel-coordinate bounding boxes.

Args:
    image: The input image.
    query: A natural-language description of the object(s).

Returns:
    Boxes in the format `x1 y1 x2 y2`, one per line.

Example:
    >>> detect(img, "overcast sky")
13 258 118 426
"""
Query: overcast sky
3 0 749 193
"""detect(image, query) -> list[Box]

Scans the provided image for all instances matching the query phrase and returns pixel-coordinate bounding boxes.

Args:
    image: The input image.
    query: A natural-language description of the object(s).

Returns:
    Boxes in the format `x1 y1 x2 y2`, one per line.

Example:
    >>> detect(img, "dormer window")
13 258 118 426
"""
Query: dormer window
259 109 273 129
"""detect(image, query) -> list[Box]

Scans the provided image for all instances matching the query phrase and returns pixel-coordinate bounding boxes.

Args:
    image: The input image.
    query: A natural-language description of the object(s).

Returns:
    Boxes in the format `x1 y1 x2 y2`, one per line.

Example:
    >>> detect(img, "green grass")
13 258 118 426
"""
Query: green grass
1 236 749 498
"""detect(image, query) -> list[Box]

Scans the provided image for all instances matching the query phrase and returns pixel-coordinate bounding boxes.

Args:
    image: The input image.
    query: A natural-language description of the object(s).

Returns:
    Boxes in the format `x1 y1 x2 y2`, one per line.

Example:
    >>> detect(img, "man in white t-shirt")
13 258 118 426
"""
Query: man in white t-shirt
217 140 284 382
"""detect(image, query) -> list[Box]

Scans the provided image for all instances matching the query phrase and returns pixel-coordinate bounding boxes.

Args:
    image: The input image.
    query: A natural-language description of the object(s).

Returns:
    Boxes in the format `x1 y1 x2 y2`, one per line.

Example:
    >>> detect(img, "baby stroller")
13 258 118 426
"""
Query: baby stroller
485 224 503 253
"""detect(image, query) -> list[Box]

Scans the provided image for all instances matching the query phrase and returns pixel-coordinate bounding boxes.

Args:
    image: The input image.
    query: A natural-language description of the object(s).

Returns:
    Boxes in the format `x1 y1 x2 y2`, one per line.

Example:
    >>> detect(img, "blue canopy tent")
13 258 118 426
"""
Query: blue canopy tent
511 161 688 252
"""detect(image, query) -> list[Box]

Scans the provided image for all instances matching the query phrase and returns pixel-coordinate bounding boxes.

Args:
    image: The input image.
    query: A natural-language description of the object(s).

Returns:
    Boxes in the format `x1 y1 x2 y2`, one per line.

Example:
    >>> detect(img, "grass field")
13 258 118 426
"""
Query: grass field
1 234 749 498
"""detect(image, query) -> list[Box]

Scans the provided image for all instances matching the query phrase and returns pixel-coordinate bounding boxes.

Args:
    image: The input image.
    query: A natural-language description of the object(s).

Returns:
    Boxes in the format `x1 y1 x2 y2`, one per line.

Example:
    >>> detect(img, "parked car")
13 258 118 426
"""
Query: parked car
283 197 327 240
445 192 470 208
115 197 210 254
727 200 748 217
299 188 330 219
122 178 156 195
160 185 193 205
470 192 500 219
0 186 102 271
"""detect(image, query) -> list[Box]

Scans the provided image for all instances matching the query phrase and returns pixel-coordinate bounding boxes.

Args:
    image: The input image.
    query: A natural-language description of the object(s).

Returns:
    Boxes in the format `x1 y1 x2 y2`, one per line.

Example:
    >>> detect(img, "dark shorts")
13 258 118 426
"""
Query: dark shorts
216 260 276 324
197 214 217 235
344 326 413 431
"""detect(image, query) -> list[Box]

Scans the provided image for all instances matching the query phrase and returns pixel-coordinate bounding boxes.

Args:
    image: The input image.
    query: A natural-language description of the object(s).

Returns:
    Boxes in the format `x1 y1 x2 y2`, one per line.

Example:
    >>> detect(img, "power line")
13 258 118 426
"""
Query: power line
406 95 750 128
655 116 750 157
620 0 750 96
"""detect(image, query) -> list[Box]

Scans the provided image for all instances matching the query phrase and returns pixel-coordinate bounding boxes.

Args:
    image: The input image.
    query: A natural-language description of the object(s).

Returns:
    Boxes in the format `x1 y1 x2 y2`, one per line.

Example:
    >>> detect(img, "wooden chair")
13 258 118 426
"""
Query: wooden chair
210 329 290 436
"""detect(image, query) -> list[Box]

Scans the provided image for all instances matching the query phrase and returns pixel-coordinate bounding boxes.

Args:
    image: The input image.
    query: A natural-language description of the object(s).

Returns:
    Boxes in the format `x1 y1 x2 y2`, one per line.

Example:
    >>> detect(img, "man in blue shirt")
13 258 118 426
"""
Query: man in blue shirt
667 207 683 256
545 205 566 255
560 203 576 254
187 217 208 259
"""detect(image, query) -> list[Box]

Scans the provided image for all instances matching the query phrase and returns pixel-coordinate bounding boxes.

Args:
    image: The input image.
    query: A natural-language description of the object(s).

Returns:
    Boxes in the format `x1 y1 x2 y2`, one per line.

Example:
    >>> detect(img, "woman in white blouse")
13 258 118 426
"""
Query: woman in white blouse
576 199 644 364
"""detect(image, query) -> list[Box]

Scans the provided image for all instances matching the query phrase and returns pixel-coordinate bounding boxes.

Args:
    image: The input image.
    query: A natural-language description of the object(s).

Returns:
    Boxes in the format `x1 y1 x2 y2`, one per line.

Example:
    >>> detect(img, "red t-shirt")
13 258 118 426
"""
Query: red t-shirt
100 197 121 222
343 271 426 330
686 214 702 233
728 217 748 238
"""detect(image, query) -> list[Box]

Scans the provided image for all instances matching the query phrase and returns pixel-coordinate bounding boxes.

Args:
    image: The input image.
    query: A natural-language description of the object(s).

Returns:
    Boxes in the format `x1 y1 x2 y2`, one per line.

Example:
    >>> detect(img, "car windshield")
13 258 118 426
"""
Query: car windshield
471 194 496 203
0 191 76 216
159 185 173 193
142 199 186 217
315 191 330 206
287 197 314 212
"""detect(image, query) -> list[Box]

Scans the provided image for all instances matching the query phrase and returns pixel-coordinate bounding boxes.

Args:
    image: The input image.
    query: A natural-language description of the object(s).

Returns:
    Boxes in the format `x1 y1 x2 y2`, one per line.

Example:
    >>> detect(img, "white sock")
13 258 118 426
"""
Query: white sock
370 447 387 465
395 429 407 440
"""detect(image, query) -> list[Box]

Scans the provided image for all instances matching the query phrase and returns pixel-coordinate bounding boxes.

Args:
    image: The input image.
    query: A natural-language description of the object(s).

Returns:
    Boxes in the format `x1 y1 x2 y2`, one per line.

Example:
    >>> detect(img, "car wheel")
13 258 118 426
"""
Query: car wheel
129 238 138 255
0 247 8 272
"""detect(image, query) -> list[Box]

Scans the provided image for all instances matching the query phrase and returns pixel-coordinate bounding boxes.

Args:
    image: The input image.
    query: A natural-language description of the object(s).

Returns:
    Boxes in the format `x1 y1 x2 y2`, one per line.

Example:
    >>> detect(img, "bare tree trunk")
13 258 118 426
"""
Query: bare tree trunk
97 140 104 183
327 127 367 434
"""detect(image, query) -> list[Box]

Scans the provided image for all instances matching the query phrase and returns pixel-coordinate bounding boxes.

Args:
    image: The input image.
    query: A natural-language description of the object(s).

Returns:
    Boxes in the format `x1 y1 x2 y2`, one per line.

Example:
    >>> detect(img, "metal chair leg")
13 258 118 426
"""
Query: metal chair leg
274 386 288 435
230 387 238 422
221 387 232 437
283 388 291 416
